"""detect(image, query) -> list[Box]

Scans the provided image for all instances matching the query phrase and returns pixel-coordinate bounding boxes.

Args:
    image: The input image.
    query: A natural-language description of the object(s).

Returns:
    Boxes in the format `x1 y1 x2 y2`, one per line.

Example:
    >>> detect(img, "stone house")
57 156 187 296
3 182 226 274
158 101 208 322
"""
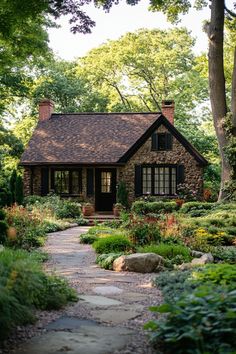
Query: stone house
20 99 208 211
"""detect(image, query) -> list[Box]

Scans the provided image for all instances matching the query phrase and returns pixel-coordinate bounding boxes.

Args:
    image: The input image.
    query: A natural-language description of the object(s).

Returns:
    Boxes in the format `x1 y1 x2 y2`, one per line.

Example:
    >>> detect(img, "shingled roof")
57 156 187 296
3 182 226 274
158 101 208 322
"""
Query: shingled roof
20 112 161 165
20 112 208 166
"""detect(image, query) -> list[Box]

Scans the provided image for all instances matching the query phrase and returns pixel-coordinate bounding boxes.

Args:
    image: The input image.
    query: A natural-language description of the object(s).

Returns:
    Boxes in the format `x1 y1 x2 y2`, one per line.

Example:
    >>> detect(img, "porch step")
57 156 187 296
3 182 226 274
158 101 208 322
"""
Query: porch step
84 213 120 226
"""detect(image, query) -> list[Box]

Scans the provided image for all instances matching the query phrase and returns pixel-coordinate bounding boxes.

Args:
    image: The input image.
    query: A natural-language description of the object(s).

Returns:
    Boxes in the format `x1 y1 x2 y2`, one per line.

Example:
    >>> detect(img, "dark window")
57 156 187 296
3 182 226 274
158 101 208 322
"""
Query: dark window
53 169 82 195
142 165 177 195
151 133 173 151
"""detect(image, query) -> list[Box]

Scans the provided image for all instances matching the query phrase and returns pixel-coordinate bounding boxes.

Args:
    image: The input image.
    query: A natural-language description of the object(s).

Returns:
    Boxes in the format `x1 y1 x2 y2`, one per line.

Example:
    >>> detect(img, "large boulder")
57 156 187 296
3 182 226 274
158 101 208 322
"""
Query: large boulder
113 253 164 273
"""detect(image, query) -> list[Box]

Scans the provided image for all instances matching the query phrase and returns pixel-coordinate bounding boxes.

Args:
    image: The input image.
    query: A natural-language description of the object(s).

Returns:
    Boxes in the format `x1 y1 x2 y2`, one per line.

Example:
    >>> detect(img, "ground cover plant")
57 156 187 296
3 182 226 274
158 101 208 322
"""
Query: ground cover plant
96 252 124 270
0 248 77 341
138 243 192 266
147 264 236 353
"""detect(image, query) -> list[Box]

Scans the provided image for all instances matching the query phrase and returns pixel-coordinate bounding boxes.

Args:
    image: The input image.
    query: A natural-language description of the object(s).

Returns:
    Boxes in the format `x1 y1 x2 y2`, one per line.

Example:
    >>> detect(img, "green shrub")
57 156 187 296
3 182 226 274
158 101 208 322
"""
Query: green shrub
0 209 6 220
117 181 129 208
0 188 12 207
147 286 236 353
131 201 178 215
149 264 236 353
0 248 77 340
153 269 197 303
0 220 8 244
93 235 132 254
5 206 47 249
138 243 191 262
212 246 236 264
9 170 17 204
180 201 214 214
15 175 24 205
80 233 98 244
129 223 161 245
96 253 124 270
76 217 89 226
55 201 81 219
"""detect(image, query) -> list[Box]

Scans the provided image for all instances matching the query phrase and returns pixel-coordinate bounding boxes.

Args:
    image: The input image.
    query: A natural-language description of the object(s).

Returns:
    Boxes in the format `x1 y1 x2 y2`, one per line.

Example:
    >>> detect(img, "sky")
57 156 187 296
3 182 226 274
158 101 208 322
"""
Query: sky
48 0 211 61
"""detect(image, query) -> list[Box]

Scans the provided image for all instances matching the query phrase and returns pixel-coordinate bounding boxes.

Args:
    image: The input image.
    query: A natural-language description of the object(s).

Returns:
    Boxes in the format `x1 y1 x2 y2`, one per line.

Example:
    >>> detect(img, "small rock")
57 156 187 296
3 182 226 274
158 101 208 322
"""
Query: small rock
113 253 164 273
177 262 193 270
191 253 214 265
190 250 204 258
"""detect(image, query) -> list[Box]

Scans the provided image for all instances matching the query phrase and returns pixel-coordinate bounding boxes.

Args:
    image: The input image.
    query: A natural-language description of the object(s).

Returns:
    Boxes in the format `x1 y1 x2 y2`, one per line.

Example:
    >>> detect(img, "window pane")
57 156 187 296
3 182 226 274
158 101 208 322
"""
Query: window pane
101 171 112 193
171 168 177 194
61 171 69 193
54 171 61 194
54 171 69 194
142 167 152 194
72 171 81 194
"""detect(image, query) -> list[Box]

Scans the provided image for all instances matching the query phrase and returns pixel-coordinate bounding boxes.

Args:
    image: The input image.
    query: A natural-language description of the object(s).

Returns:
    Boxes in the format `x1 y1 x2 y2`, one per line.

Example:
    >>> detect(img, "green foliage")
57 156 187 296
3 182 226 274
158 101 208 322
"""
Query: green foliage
129 223 161 246
192 264 236 289
131 201 178 215
96 253 124 270
9 170 17 204
15 175 24 205
0 220 8 244
138 243 191 263
116 181 129 208
153 269 197 303
0 209 6 220
0 188 12 207
212 247 236 264
148 286 236 353
55 201 81 219
25 195 81 219
180 201 214 214
150 264 236 352
93 235 132 254
0 248 77 340
80 233 98 244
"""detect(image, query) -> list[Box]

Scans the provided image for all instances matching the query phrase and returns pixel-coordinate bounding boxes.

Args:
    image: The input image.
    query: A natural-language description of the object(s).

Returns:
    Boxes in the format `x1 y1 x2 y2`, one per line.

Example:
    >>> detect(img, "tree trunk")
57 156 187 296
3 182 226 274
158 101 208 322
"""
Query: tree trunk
208 0 231 200
231 47 236 133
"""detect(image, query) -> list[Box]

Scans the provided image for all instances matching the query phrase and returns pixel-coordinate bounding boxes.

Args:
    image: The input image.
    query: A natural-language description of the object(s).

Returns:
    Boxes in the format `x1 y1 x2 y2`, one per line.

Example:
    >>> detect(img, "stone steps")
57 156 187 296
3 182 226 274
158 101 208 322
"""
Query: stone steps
84 213 120 226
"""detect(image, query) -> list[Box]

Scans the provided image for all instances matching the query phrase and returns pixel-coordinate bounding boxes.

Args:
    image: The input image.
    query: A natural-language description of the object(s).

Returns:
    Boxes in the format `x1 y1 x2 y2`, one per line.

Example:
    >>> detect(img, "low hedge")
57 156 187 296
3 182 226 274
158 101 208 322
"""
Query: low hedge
180 201 214 214
93 235 132 254
131 201 178 215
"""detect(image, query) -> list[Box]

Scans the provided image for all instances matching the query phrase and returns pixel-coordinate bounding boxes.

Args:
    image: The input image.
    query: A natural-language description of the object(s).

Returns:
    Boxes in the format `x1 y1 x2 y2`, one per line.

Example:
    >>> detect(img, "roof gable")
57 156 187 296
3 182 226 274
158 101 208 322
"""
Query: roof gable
118 115 208 166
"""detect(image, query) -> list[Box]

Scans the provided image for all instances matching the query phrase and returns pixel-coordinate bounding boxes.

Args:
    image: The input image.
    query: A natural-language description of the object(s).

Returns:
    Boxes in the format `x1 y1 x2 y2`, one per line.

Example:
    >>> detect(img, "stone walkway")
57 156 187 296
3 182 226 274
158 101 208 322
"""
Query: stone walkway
14 227 162 354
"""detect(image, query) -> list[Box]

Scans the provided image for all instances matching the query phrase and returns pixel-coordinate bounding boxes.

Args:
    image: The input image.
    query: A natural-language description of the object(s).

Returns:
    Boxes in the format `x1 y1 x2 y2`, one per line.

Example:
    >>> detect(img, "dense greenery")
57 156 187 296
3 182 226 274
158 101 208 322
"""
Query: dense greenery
148 264 236 353
0 248 77 340
93 235 132 254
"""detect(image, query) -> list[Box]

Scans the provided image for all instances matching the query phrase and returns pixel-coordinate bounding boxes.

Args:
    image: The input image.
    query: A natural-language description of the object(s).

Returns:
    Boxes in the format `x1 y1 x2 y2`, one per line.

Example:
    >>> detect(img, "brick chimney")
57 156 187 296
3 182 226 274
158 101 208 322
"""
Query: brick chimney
39 99 54 121
162 100 175 125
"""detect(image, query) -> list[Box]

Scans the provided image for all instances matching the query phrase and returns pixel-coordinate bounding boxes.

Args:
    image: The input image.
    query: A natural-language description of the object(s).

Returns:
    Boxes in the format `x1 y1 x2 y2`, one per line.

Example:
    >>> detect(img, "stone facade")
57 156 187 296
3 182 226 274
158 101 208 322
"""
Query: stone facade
119 124 203 202
23 167 41 197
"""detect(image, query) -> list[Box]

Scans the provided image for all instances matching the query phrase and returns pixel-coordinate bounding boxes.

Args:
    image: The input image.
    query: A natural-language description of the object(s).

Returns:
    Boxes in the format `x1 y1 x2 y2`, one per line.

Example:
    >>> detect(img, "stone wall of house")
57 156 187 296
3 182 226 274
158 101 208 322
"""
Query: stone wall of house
23 167 31 196
118 124 204 202
23 167 42 197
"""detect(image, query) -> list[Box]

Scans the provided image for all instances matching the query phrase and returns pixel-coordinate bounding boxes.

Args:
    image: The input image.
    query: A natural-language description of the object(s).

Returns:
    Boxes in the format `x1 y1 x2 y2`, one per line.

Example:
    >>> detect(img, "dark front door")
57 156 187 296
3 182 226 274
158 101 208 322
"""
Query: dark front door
95 168 116 211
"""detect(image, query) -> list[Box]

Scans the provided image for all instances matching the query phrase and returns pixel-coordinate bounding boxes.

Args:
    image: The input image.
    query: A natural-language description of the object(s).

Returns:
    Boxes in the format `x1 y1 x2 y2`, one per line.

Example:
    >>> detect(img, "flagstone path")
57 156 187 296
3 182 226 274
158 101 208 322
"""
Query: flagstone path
14 227 163 354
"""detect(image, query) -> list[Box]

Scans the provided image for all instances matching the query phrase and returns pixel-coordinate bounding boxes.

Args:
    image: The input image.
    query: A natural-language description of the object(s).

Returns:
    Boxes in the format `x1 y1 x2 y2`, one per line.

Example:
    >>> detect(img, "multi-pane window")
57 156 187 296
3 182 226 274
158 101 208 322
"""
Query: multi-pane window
142 167 152 194
53 170 82 195
142 165 177 195
101 171 112 193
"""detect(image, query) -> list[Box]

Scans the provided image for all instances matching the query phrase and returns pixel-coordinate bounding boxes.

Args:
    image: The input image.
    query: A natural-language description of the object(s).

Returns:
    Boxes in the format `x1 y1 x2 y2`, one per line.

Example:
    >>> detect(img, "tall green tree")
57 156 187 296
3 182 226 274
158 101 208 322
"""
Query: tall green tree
77 28 208 123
